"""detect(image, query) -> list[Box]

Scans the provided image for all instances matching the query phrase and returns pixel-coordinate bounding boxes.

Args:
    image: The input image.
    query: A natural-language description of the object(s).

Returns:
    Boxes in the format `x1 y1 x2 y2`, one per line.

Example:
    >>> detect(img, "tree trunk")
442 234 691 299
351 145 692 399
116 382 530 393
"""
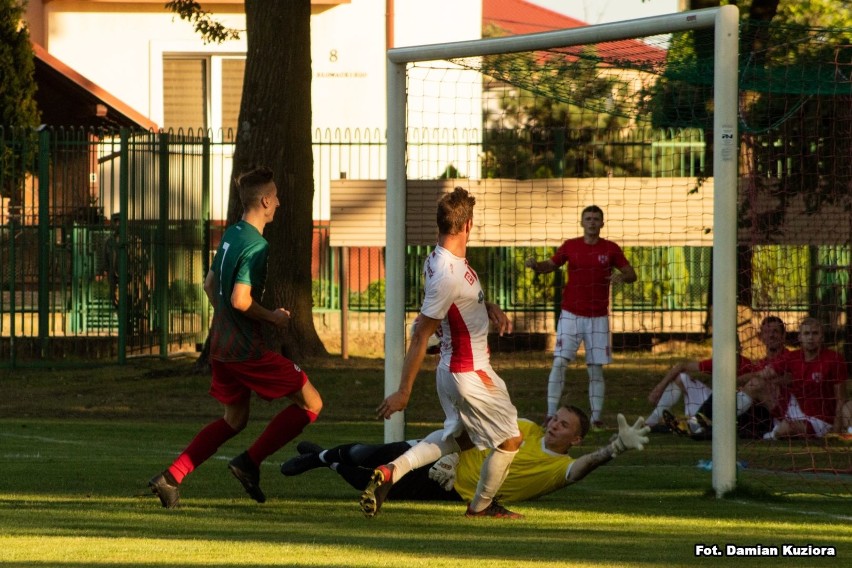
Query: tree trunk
227 0 328 361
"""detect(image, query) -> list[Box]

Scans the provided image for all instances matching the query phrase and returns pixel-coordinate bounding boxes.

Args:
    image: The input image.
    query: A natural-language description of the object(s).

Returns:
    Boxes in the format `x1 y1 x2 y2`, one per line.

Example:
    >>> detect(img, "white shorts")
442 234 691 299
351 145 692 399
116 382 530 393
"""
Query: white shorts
780 394 832 438
554 310 612 365
435 365 521 451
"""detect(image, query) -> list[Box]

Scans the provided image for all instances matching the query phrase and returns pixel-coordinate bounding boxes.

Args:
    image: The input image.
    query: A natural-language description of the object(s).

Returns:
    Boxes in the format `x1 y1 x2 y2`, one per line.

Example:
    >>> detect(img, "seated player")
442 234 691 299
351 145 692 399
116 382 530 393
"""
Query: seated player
280 404 649 504
738 317 847 440
646 316 788 439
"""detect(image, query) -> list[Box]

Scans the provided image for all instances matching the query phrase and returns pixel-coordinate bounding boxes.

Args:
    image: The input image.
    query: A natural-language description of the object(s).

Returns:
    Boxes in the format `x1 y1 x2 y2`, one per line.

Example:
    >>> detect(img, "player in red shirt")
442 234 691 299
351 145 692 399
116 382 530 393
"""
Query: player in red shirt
741 317 847 439
525 205 636 429
645 316 788 438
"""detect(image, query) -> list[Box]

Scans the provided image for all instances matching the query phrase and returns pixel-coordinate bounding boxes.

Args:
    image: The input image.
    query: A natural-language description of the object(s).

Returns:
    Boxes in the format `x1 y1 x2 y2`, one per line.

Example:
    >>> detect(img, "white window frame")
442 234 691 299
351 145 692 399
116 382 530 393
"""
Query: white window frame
150 39 247 134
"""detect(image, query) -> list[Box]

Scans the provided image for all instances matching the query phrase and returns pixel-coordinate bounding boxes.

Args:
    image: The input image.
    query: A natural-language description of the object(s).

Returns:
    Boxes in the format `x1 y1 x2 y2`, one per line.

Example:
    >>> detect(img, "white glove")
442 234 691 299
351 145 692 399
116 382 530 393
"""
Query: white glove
427 453 459 491
608 414 650 457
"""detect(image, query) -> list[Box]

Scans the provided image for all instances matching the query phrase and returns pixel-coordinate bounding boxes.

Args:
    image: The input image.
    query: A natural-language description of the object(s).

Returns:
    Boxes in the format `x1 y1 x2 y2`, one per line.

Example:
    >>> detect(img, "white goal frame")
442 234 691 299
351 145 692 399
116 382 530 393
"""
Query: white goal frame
385 6 740 497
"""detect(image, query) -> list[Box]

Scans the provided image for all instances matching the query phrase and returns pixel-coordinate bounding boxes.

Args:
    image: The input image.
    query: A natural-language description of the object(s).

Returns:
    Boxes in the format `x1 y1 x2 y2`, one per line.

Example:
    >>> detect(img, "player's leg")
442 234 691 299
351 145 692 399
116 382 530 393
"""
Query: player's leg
762 395 826 439
281 440 413 476
646 375 686 428
584 316 612 428
466 437 522 518
548 310 579 419
359 430 460 517
453 367 523 518
148 361 248 508
841 400 852 435
229 353 322 503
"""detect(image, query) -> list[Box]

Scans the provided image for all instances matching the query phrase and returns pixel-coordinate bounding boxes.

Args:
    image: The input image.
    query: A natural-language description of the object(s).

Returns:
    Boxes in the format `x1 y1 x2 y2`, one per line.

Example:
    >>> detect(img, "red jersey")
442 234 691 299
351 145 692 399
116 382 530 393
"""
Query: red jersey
770 348 848 423
696 354 756 376
695 349 789 376
550 237 629 317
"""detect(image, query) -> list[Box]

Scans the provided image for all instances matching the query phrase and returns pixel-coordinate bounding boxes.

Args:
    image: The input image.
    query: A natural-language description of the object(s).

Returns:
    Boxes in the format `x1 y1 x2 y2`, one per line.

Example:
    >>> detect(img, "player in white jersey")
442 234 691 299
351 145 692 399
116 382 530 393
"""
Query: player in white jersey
360 187 524 519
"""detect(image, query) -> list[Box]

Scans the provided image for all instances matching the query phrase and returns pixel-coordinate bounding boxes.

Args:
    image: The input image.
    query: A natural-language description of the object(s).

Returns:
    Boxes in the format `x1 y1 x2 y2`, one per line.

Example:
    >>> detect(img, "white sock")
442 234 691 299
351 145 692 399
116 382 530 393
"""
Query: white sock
588 364 604 422
469 447 518 512
736 392 753 416
547 357 569 416
389 430 460 482
647 382 682 426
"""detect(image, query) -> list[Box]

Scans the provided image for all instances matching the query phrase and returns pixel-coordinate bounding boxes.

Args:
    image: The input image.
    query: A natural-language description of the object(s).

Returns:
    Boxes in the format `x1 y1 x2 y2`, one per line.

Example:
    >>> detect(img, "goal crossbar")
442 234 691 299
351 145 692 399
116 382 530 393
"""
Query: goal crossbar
384 6 740 496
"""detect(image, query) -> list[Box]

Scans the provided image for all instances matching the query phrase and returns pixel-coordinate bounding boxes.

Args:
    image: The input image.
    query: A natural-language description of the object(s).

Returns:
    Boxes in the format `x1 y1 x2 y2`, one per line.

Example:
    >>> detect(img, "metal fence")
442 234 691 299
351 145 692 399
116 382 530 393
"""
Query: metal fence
4 126 842 364
1 127 209 366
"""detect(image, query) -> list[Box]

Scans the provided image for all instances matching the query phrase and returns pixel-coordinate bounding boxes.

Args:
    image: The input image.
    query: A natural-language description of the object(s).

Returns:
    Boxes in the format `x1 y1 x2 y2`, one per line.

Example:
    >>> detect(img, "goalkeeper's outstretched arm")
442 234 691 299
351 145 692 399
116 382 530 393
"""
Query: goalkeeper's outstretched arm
566 414 649 484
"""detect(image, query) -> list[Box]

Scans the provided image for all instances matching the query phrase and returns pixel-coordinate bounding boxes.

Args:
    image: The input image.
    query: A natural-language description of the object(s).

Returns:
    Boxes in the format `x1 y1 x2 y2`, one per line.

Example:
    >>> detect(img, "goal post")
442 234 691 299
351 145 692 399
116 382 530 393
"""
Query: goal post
385 6 740 496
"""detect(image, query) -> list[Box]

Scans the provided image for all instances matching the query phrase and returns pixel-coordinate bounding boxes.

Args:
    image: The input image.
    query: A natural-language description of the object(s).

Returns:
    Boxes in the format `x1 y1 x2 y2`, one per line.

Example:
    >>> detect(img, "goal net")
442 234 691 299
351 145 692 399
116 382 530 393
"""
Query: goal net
383 6 851 498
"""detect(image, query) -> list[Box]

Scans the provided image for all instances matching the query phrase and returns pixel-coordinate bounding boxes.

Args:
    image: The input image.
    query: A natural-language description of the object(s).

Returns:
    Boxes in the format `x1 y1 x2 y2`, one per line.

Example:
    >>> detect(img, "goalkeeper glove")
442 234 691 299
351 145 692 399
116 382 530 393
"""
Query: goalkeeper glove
427 453 459 491
608 414 650 457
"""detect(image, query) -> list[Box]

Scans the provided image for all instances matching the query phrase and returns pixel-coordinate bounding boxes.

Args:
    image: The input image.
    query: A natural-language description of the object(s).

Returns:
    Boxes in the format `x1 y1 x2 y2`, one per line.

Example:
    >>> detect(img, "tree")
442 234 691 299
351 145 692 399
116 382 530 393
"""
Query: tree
168 0 328 361
0 0 40 201
652 1 851 352
478 25 636 179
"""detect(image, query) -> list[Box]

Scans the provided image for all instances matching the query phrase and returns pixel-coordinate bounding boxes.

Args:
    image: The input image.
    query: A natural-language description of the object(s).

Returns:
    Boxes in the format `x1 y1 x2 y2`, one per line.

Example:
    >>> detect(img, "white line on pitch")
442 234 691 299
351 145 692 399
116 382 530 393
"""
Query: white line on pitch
731 499 852 522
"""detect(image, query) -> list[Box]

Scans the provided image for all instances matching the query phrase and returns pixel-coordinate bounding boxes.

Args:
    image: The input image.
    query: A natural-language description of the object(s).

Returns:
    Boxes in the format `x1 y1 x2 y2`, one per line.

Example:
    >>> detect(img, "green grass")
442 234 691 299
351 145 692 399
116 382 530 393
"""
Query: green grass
1 354 851 567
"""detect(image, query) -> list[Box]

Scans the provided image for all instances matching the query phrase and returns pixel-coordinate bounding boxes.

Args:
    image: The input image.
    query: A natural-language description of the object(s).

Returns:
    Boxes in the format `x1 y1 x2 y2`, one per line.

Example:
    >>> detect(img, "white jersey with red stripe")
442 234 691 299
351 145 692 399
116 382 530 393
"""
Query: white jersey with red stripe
420 245 490 373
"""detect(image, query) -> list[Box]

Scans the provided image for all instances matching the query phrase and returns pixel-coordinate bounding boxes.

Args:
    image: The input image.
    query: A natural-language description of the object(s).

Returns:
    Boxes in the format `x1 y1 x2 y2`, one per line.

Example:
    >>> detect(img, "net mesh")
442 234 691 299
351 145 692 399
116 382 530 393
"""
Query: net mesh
399 19 851 497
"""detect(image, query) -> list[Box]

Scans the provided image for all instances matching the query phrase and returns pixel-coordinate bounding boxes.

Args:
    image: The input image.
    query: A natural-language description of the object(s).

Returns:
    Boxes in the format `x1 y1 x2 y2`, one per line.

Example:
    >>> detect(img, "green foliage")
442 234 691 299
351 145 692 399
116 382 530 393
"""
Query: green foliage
438 164 466 179
473 32 635 179
345 279 386 310
165 0 241 44
507 246 558 308
169 279 203 311
751 245 810 309
614 247 711 310
0 0 40 199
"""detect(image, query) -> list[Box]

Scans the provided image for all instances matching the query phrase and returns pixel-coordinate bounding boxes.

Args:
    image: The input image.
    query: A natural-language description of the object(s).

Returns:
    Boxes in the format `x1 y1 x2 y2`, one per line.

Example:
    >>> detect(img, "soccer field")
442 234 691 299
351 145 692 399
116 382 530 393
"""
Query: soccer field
1 356 850 567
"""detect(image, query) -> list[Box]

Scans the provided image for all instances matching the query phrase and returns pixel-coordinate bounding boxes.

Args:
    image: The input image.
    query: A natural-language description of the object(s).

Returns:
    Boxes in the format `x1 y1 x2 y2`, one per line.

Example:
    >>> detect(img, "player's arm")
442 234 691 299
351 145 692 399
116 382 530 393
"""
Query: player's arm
231 282 290 328
565 414 649 485
648 360 700 404
610 263 637 284
736 365 776 387
203 269 217 304
525 257 557 275
485 301 512 336
377 313 442 420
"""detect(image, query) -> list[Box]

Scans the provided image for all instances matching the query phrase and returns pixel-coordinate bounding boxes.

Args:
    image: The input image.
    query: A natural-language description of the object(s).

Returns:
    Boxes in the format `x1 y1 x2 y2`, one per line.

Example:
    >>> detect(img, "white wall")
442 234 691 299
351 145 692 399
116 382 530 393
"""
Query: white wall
35 0 483 219
44 4 246 124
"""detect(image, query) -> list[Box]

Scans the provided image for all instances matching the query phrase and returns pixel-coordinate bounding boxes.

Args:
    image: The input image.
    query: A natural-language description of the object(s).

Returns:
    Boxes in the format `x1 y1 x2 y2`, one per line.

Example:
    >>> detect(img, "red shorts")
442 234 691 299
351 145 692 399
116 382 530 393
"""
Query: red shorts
210 351 308 404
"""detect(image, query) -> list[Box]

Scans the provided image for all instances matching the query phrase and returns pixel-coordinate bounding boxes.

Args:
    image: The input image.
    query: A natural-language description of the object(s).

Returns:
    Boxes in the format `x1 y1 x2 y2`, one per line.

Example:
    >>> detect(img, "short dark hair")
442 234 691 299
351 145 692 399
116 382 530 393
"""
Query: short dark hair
760 315 785 334
581 205 604 220
436 186 476 235
562 403 590 439
236 166 275 209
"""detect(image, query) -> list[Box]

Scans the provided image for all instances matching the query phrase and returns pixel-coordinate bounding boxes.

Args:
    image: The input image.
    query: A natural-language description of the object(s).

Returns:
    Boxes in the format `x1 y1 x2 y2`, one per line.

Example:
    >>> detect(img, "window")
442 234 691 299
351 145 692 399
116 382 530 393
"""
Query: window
162 56 245 135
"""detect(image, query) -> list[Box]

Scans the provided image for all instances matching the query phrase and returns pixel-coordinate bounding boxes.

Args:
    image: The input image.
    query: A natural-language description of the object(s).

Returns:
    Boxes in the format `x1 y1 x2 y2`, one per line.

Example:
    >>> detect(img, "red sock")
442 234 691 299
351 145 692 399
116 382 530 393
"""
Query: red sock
167 418 238 483
247 405 318 465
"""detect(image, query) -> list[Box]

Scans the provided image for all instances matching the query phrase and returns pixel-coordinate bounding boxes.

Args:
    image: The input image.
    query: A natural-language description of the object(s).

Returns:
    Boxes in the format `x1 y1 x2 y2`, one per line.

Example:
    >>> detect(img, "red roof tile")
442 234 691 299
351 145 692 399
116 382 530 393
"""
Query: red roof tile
483 0 667 66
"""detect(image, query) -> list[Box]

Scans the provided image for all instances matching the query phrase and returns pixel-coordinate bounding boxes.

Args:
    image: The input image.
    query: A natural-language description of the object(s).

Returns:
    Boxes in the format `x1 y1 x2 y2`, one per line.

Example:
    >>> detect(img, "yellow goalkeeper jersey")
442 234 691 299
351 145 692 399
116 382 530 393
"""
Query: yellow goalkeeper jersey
453 419 575 503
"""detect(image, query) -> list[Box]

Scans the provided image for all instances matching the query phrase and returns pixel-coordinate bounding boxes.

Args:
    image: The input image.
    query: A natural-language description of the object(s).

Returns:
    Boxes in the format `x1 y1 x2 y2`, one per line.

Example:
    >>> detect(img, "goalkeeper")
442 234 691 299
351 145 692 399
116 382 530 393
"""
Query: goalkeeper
280 404 649 503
